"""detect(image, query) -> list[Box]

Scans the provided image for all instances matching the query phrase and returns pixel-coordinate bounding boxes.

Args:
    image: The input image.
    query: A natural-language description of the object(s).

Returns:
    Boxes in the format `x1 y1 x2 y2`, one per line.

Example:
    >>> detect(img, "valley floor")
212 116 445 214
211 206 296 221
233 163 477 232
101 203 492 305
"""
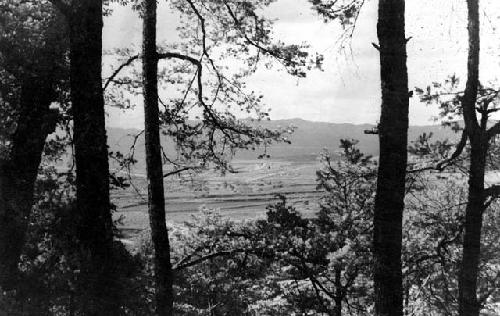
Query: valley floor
112 159 323 240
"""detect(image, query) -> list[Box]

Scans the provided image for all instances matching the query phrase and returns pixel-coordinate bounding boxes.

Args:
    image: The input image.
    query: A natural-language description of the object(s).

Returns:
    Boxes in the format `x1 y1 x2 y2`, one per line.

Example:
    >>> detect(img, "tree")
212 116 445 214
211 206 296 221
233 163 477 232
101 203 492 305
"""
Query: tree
106 1 316 313
142 0 174 314
48 0 118 314
457 2 485 314
371 1 409 315
308 1 409 314
0 0 65 289
402 169 500 315
412 1 500 313
234 140 376 315
105 0 314 180
414 0 500 312
314 139 376 315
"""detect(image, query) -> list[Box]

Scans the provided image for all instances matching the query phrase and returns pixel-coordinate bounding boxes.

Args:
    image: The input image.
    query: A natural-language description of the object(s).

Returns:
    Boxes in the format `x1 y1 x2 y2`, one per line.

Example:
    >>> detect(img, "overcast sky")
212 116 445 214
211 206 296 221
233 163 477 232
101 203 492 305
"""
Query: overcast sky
103 0 500 128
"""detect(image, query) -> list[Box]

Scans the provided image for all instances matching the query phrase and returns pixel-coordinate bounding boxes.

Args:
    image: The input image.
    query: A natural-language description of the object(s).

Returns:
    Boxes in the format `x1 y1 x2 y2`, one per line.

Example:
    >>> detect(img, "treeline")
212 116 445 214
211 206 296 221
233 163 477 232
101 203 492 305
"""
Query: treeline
1 0 500 316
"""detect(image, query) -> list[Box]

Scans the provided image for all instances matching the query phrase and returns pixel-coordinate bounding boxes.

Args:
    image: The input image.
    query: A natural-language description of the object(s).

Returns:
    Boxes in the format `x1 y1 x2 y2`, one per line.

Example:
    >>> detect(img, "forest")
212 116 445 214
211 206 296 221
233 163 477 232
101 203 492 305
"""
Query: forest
1 0 500 315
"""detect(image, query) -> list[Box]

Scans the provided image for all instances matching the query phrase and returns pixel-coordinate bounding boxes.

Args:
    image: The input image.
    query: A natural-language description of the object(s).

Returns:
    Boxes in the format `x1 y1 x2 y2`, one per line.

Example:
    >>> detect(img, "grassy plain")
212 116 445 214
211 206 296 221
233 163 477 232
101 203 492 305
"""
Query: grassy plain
112 157 323 240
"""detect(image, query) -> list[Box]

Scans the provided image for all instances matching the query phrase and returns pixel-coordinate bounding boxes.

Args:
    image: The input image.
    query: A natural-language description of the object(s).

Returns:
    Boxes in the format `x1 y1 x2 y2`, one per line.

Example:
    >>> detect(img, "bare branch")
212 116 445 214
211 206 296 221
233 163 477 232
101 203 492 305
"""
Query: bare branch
163 167 193 178
184 0 222 88
104 54 140 91
156 51 199 66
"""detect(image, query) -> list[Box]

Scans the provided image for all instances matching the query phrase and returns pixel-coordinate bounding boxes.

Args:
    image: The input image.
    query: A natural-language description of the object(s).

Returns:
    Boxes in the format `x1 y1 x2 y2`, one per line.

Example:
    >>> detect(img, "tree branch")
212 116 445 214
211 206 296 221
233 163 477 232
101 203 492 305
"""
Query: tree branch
163 167 193 178
222 0 299 67
173 249 245 271
157 52 255 144
435 129 468 170
484 184 500 199
408 129 468 173
487 121 500 139
104 54 140 91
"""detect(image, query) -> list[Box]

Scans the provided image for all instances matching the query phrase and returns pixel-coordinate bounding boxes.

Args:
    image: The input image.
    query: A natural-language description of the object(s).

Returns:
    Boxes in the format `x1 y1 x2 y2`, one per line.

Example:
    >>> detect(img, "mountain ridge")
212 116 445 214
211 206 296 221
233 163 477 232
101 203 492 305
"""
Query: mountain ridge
106 119 458 171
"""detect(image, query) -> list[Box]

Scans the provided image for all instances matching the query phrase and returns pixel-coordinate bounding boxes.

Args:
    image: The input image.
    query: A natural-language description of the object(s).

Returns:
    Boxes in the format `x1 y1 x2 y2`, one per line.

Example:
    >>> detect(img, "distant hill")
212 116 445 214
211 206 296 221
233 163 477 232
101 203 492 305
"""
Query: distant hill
107 119 459 170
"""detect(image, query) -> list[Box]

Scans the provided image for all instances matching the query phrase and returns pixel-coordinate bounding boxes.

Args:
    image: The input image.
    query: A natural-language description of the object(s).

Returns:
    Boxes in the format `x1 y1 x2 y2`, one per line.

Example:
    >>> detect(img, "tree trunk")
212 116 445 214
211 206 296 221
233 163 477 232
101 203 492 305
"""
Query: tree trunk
334 267 342 316
458 134 487 316
373 1 409 315
0 77 57 289
458 1 484 315
143 0 174 314
65 1 117 314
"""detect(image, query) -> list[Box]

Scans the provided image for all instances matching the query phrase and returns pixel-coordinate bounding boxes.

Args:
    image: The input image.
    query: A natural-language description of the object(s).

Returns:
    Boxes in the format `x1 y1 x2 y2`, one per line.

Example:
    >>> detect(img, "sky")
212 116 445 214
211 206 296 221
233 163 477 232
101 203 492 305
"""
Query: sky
102 0 500 128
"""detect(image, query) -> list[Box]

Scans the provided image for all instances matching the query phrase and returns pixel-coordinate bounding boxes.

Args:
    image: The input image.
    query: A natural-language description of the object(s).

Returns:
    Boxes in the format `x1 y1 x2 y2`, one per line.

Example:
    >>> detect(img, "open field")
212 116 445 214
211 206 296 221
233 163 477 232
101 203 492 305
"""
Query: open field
112 158 324 239
108 120 459 240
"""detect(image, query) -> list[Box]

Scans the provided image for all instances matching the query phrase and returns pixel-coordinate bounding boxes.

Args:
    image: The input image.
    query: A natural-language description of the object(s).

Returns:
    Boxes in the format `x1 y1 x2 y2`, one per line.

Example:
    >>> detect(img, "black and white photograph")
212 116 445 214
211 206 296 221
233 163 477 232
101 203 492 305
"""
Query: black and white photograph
1 0 500 315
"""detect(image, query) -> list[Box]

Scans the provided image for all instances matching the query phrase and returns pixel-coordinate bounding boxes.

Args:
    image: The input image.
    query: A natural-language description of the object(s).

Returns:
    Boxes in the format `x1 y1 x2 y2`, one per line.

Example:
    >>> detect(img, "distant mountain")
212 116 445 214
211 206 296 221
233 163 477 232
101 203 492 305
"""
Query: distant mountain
107 119 459 170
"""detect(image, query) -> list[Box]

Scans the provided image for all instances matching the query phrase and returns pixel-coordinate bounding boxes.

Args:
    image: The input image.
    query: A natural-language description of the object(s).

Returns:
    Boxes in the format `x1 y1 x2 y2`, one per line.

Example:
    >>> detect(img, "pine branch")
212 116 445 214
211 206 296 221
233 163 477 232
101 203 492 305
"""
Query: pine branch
408 129 468 173
222 0 299 67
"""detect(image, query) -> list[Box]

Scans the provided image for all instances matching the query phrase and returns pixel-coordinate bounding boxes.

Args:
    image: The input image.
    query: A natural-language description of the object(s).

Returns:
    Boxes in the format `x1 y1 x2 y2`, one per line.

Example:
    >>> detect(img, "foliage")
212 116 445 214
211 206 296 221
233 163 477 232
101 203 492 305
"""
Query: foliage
5 153 500 315
309 0 365 50
6 1 500 315
134 140 377 315
310 0 365 26
416 75 500 131
403 176 500 315
0 0 69 148
413 75 500 173
156 139 377 315
133 209 272 315
105 0 319 176
0 162 145 315
412 74 500 315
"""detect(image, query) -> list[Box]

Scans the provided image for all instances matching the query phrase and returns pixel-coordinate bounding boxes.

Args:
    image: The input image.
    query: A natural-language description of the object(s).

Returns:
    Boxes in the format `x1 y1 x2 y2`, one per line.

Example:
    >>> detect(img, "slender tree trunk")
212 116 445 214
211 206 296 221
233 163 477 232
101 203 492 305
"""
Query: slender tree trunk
459 136 487 316
143 0 174 314
458 1 485 315
65 1 117 314
334 267 342 316
0 77 57 289
373 1 409 315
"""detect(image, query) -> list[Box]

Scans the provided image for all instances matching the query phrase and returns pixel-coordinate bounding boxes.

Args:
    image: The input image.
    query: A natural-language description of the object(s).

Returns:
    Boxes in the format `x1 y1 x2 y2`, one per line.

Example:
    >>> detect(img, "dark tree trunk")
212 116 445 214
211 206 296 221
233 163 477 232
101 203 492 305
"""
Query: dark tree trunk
64 1 117 314
334 267 342 316
458 1 485 315
459 135 487 316
334 298 342 316
0 77 57 289
373 1 409 315
143 0 174 314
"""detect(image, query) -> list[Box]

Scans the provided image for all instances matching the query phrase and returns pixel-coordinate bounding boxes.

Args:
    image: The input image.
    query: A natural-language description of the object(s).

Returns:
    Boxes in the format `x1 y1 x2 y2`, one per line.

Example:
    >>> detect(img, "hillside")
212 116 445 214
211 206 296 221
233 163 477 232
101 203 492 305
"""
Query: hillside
107 119 459 171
